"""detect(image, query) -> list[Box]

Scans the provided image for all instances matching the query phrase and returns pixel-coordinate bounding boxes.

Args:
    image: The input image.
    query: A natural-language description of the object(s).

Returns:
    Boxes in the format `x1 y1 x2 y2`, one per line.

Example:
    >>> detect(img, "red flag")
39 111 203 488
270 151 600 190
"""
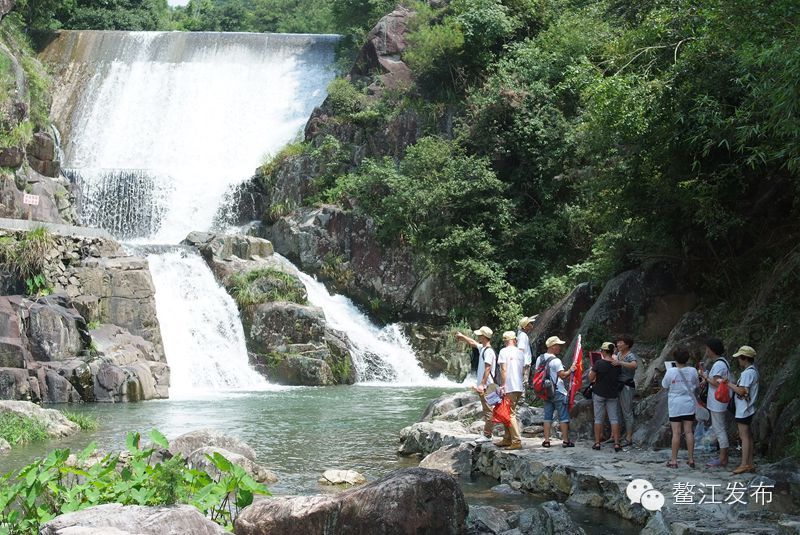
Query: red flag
568 334 583 411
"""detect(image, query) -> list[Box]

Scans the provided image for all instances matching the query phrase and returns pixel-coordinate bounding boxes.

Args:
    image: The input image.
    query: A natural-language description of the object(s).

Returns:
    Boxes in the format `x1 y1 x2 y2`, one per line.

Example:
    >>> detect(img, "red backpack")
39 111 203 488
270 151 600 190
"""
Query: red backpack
531 355 556 400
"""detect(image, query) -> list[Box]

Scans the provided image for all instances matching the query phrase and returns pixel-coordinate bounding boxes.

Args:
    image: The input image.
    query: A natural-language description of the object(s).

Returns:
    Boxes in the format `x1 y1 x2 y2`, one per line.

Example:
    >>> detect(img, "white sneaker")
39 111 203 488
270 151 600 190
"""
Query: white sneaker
475 436 491 443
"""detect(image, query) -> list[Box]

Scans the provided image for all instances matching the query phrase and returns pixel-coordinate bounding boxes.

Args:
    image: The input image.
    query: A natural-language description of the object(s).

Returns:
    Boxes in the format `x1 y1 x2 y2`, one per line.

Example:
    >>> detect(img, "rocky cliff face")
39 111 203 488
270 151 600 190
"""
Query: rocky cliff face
245 6 464 325
0 9 77 225
0 229 168 402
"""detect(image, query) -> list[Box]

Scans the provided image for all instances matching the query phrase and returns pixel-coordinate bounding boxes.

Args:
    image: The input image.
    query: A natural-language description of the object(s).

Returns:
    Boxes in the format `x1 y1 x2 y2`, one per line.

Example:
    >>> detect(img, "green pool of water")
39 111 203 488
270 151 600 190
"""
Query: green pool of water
0 385 639 534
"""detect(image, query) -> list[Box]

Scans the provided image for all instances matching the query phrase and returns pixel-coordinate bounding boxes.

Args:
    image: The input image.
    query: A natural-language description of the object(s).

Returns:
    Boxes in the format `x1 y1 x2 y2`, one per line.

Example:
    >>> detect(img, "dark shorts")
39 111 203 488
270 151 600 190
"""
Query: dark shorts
669 414 696 422
735 414 754 425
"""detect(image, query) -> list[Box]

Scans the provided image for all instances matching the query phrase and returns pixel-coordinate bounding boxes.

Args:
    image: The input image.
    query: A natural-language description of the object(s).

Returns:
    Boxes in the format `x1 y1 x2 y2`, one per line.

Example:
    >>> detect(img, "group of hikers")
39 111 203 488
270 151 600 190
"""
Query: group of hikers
455 317 759 474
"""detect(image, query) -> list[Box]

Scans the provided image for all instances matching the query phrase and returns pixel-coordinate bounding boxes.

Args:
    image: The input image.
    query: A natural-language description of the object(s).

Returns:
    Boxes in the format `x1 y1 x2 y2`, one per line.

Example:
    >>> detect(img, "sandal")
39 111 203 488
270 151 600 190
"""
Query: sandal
592 443 601 450
562 441 575 448
688 460 696 469
666 461 678 468
614 443 622 452
542 440 551 448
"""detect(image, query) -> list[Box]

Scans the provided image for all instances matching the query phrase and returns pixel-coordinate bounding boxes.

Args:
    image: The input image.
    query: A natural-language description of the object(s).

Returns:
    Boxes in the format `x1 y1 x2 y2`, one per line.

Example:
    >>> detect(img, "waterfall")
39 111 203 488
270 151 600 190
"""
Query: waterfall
147 249 270 397
41 31 339 394
42 30 339 242
293 268 456 386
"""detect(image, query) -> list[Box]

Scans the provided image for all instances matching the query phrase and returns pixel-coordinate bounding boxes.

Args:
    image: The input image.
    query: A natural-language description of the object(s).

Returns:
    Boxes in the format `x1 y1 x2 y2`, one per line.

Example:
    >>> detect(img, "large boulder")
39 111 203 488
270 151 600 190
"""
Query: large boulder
419 443 475 478
641 312 708 394
529 282 595 356
40 504 226 535
168 428 257 461
630 389 671 448
421 391 482 423
350 7 414 94
23 294 89 362
398 420 474 456
247 302 354 386
248 302 326 351
0 400 79 438
568 265 696 353
71 255 163 353
182 232 283 286
401 323 470 382
234 468 467 535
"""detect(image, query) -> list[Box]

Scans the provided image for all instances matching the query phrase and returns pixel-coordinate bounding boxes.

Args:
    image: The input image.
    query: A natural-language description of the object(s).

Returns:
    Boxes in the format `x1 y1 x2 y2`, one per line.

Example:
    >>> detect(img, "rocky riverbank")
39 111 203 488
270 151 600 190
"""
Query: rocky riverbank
0 226 168 402
399 392 800 534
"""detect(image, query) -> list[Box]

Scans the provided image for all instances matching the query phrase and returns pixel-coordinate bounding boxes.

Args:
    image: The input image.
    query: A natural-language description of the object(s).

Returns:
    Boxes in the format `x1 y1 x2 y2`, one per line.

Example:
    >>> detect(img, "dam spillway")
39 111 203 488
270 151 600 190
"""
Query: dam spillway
40 30 339 241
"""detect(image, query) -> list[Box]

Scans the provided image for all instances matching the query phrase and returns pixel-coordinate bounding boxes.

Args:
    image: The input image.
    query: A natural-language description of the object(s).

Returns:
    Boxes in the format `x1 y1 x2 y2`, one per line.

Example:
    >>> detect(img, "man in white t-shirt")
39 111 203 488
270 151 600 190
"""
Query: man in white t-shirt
517 315 537 383
535 336 576 448
497 331 525 449
455 326 497 442
701 338 731 467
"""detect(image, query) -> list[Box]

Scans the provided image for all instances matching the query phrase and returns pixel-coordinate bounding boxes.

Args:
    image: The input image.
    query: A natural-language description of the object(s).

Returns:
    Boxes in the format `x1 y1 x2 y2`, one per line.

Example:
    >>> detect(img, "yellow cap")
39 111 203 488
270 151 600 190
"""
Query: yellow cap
473 326 493 339
733 345 756 359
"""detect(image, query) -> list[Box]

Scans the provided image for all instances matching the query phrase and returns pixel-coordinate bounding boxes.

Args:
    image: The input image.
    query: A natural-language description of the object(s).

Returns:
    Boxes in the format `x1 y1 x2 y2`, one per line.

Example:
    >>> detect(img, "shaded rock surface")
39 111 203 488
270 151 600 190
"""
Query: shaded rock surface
401 322 470 381
419 442 474 477
262 205 465 322
40 503 226 535
235 467 467 535
0 289 167 403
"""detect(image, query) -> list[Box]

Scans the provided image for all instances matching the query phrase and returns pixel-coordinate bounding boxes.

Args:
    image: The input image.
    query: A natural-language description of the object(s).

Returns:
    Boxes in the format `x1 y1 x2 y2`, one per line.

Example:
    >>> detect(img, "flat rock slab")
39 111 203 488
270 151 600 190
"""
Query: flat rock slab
40 504 226 535
318 469 366 485
399 421 799 534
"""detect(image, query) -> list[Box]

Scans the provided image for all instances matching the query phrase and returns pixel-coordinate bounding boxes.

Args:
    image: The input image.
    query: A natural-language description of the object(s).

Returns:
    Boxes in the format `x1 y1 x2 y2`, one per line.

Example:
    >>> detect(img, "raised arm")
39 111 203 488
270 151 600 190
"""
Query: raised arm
455 332 479 348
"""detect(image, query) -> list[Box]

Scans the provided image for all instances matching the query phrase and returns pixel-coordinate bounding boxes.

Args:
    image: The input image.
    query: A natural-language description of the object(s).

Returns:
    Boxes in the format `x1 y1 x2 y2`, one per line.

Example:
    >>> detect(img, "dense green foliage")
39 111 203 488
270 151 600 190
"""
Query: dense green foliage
14 0 172 31
229 267 308 308
0 15 50 151
0 413 48 447
0 430 270 534
301 0 799 325
13 0 391 34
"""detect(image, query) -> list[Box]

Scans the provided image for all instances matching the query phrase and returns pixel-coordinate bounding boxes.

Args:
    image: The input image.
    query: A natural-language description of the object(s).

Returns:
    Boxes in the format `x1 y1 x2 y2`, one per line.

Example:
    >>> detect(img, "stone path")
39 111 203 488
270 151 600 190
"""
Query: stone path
399 420 800 534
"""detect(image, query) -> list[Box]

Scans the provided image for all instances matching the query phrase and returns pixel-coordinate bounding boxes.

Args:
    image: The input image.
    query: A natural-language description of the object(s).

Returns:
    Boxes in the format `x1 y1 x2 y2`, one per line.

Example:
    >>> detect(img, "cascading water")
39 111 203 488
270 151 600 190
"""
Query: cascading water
146 248 269 396
41 30 339 395
289 263 456 386
43 31 339 242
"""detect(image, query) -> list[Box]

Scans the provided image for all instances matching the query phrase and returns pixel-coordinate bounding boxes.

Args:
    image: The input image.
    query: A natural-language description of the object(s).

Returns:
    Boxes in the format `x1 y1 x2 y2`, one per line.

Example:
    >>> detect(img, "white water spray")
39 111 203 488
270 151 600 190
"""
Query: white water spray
147 250 270 397
292 267 457 387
